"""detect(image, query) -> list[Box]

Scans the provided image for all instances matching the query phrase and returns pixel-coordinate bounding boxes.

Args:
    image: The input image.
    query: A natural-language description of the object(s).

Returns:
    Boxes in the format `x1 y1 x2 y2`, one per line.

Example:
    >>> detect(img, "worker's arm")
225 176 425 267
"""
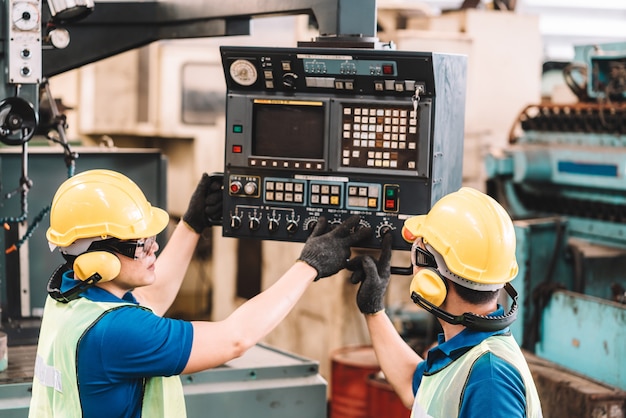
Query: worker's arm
365 311 422 408
135 173 221 316
184 261 316 372
135 221 200 316
347 235 422 408
183 215 372 373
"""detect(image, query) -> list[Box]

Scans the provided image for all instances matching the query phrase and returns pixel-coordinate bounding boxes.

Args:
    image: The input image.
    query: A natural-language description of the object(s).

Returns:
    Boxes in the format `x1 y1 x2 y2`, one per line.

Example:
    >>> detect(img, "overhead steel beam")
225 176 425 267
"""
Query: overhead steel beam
42 0 377 77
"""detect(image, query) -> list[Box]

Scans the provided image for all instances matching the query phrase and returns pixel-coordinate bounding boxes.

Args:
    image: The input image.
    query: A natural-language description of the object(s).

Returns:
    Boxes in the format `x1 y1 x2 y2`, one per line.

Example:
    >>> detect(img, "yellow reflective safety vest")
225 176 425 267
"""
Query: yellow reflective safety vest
412 334 542 418
29 296 186 417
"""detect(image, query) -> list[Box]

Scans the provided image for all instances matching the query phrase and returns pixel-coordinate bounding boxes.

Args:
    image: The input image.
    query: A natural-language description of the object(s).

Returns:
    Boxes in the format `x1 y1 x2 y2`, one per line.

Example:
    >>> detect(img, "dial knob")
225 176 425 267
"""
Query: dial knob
230 215 242 230
376 223 396 239
268 218 279 233
249 217 260 231
303 217 318 235
282 73 298 89
286 220 299 234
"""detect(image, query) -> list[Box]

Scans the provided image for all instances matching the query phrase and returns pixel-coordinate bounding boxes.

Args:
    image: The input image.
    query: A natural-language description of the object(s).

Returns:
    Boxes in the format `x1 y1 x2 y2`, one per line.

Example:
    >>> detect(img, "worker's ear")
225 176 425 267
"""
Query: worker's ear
73 252 121 283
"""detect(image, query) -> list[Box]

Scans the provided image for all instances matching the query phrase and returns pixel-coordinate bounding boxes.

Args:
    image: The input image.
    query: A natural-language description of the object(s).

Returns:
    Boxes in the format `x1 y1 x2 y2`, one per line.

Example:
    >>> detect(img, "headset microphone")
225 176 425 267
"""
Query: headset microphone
411 282 519 332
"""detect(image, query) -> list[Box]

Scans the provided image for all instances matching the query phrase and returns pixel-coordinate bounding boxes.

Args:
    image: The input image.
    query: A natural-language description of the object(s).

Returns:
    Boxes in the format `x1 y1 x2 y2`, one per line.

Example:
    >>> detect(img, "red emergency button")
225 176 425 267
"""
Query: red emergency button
232 144 243 153
229 181 242 194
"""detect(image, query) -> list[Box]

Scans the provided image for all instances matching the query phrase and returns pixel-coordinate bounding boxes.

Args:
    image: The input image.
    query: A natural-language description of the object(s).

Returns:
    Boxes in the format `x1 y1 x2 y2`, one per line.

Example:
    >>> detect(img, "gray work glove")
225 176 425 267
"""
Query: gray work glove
298 215 372 280
347 232 392 314
183 173 223 233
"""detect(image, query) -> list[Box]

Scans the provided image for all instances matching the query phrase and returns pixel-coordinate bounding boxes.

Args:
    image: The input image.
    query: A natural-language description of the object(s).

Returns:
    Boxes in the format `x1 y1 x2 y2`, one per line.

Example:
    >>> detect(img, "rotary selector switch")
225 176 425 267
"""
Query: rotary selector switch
249 215 261 231
230 214 242 230
303 216 318 235
286 214 300 234
267 213 281 233
357 219 371 232
376 221 396 239
282 72 299 89
268 219 279 233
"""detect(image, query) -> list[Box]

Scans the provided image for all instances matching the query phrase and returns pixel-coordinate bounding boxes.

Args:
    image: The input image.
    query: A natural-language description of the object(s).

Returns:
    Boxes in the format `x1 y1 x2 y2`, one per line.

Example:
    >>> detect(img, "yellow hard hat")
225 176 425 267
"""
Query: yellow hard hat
403 187 518 286
47 169 169 247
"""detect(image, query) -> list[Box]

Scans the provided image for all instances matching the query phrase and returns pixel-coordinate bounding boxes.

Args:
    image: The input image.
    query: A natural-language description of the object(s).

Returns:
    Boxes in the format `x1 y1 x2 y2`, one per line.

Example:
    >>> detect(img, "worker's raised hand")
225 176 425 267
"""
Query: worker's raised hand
298 215 372 280
347 232 392 314
183 173 223 233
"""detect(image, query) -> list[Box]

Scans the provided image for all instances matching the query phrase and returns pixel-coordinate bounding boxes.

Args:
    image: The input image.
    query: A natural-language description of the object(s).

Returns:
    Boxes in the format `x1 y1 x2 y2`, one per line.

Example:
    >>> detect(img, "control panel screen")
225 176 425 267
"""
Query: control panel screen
253 100 325 159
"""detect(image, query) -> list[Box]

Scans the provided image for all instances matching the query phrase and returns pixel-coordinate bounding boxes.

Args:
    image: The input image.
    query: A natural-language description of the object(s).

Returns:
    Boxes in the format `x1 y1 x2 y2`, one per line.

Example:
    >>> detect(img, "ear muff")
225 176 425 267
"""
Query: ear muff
409 268 447 307
73 251 121 283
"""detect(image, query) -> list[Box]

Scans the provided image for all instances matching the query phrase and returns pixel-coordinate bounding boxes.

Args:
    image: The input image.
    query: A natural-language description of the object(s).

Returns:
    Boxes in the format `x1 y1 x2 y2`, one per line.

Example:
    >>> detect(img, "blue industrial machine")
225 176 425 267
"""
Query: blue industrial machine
486 41 626 414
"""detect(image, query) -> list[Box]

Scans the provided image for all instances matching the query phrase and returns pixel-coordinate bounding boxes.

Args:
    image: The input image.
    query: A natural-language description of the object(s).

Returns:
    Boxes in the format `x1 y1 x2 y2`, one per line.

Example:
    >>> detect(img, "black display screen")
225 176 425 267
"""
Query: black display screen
252 101 325 159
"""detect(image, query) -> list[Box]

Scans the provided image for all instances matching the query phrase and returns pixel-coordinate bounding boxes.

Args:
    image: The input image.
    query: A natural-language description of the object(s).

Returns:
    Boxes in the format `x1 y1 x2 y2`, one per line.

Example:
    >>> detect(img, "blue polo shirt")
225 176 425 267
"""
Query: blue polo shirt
61 272 194 418
412 307 527 418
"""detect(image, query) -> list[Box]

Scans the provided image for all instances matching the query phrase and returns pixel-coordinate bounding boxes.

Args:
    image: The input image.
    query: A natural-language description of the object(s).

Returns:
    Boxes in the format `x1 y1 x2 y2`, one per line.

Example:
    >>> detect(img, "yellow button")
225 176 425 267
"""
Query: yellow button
368 198 378 208
330 196 340 205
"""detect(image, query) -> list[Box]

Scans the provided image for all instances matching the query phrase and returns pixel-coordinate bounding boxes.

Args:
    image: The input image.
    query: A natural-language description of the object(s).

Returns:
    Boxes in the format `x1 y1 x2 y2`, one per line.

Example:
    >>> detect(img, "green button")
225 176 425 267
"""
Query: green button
233 124 243 133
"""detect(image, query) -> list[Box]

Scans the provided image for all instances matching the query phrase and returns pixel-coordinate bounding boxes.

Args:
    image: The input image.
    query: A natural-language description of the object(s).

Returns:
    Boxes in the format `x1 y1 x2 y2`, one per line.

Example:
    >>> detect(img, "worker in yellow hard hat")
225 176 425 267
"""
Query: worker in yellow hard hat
29 169 371 418
348 187 543 418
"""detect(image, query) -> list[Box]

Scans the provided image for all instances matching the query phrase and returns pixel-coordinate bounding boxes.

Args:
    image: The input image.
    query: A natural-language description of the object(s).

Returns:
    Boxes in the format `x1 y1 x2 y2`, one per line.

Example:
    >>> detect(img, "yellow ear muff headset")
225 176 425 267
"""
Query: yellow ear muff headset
73 251 121 283
402 187 520 332
47 249 122 303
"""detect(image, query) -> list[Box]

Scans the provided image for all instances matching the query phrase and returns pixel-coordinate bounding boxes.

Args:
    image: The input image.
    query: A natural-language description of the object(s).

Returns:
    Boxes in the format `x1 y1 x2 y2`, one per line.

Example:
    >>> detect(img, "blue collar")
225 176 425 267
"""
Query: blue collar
424 306 509 373
61 270 139 304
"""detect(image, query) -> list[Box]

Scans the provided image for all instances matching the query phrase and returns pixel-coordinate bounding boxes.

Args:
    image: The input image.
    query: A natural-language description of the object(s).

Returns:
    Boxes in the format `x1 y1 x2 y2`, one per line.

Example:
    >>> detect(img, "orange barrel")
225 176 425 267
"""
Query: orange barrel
330 346 380 418
366 372 408 418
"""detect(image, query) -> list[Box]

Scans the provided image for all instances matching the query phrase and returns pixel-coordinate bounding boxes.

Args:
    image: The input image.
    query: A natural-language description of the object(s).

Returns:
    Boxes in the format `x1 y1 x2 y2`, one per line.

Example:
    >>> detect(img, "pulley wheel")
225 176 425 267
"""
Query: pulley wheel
0 97 38 146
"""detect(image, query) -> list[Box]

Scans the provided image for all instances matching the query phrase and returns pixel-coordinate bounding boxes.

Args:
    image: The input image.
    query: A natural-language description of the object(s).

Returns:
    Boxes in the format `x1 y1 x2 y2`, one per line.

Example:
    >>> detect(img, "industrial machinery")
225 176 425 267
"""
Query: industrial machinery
486 41 626 415
219 45 466 251
0 1 467 417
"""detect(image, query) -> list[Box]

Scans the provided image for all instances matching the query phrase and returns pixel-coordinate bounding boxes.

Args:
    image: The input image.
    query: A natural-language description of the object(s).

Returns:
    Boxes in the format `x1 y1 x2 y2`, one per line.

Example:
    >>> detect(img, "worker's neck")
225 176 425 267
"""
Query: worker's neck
438 292 498 342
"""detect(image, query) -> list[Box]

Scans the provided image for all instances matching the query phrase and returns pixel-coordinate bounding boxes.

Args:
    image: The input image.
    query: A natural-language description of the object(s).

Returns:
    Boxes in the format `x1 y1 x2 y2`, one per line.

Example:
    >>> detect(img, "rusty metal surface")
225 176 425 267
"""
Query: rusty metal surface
525 350 626 418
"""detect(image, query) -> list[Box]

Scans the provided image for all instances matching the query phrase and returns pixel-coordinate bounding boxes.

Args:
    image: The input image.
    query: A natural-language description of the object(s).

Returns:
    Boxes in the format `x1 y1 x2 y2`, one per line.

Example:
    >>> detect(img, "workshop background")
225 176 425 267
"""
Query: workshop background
1 0 625 417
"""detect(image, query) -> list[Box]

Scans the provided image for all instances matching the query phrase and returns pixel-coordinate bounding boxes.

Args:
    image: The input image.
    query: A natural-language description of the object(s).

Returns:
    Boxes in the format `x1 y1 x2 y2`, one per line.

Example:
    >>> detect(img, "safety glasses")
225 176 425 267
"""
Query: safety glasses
410 239 437 268
88 236 157 260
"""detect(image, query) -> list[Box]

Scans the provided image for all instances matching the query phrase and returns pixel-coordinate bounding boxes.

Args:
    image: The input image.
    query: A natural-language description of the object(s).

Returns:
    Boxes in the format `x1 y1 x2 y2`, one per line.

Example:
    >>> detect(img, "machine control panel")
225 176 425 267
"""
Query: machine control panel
219 46 466 250
7 0 42 84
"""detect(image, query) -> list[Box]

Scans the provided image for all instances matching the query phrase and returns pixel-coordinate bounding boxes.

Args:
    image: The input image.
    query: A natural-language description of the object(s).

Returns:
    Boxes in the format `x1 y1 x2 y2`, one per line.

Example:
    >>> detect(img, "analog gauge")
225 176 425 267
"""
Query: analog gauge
49 28 70 49
12 1 40 31
229 59 258 86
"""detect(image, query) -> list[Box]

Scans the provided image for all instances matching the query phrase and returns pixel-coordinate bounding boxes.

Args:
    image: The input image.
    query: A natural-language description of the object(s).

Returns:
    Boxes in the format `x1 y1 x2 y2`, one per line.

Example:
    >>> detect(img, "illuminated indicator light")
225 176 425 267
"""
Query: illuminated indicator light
232 145 243 153
230 183 241 194
385 199 395 209
382 64 394 75
233 124 243 133
386 188 396 197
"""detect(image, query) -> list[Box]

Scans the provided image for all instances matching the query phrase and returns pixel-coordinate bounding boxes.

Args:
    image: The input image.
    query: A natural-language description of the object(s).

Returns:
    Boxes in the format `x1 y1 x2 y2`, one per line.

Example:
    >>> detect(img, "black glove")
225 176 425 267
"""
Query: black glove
347 232 392 314
183 173 223 233
298 215 372 280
